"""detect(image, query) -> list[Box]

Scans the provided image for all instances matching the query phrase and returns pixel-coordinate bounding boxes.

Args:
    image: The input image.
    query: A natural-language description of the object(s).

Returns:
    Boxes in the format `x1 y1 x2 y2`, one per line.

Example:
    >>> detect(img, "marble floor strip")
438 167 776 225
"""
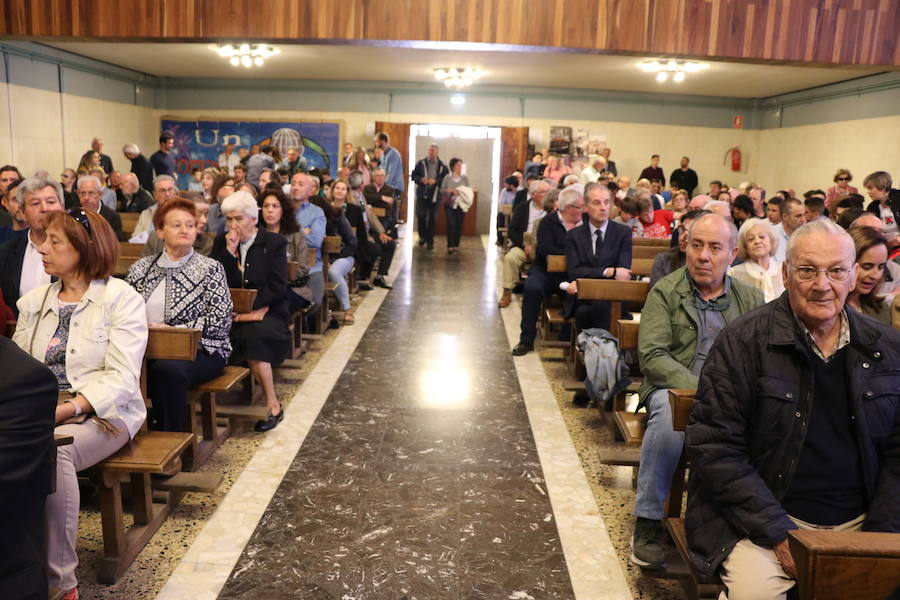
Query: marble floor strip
482 236 633 600
213 237 578 599
154 249 407 600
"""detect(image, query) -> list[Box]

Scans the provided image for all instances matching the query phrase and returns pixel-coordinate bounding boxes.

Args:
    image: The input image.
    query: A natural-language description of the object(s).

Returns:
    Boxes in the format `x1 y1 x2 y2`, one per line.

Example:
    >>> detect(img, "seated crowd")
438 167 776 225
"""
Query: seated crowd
0 132 402 599
499 151 900 599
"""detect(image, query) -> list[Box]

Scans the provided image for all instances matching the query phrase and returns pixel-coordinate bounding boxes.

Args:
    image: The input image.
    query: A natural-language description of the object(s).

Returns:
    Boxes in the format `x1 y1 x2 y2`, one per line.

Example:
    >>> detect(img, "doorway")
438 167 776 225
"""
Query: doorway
407 124 502 243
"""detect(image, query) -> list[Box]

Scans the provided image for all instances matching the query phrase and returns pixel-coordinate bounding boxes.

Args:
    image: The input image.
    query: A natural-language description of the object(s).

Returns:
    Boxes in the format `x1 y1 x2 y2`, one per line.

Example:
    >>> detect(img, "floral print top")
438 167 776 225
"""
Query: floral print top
45 303 77 390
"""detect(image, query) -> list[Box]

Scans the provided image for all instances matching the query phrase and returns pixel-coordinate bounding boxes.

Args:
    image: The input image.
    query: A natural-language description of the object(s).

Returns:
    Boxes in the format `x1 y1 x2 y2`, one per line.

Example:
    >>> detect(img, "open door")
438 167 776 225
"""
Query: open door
374 121 411 222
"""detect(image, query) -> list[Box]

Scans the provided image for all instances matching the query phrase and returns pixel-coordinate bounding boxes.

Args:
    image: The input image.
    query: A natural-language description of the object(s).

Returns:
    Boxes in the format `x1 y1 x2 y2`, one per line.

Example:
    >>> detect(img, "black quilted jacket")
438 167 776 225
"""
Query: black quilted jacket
684 293 900 580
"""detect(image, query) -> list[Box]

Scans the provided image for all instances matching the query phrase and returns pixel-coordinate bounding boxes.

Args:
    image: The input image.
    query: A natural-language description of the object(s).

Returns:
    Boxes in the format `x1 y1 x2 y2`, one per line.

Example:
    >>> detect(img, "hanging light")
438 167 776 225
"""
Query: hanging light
433 67 484 89
210 43 281 68
639 59 708 83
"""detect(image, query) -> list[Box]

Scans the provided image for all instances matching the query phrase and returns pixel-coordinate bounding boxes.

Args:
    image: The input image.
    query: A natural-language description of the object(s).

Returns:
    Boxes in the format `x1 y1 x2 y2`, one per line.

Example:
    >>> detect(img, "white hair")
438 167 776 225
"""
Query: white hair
786 219 854 265
529 179 550 195
77 175 102 190
703 199 731 213
558 187 583 211
220 191 259 221
562 174 580 187
737 217 778 259
122 143 140 155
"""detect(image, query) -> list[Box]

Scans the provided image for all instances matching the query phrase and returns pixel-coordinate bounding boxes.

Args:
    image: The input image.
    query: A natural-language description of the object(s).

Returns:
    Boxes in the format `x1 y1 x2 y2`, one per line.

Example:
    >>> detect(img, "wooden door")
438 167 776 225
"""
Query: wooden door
374 121 410 221
500 126 529 177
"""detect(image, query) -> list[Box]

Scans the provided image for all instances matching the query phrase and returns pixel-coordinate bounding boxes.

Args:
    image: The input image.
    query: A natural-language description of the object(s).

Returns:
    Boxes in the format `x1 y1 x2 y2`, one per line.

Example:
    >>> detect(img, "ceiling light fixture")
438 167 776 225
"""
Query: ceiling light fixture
450 95 466 105
639 59 708 83
433 67 483 89
211 43 281 68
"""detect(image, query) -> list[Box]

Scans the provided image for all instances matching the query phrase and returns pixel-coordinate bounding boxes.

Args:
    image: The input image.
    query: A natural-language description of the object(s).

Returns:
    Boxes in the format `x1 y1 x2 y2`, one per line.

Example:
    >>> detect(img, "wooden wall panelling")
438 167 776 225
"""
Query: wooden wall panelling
500 126 528 181
1 0 898 67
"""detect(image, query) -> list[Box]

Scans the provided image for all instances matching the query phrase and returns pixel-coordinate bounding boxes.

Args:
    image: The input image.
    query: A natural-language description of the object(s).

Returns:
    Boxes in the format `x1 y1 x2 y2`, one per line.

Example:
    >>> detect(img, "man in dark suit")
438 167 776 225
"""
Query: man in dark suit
0 336 58 600
91 136 114 176
411 143 449 249
362 169 397 234
563 182 633 330
76 175 125 241
0 176 65 317
123 143 154 192
349 171 396 289
512 187 585 355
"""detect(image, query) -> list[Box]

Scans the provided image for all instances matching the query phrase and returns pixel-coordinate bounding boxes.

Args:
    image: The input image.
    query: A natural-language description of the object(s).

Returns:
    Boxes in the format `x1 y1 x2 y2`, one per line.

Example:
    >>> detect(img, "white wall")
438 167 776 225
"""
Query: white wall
756 115 900 195
0 82 158 177
2 87 896 202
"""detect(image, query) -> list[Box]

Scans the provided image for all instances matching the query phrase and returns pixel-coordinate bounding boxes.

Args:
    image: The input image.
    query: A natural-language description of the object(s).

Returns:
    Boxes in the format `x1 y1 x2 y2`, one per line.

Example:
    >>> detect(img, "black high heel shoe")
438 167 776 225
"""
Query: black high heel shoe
255 408 284 432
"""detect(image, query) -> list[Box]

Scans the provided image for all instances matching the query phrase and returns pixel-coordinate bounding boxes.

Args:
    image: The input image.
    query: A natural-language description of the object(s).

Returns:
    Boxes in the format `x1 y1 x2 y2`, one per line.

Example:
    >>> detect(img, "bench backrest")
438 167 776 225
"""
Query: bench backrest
307 247 316 268
500 204 513 216
632 245 668 260
323 235 342 254
114 255 139 277
371 206 386 218
577 278 650 325
230 288 257 314
632 237 671 247
617 319 639 350
145 326 200 361
119 242 144 258
789 530 900 600
118 212 139 235
546 254 566 273
287 260 301 282
631 258 654 277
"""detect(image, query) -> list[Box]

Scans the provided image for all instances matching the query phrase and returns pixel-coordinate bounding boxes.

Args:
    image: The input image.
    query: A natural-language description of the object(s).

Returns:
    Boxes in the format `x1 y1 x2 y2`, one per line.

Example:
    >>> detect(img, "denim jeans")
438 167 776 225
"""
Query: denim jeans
328 256 355 311
635 388 685 520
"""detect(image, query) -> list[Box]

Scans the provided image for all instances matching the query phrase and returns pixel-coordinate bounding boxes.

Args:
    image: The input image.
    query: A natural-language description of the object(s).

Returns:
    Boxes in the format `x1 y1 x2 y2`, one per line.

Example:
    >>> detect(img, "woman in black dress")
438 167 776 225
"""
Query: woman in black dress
211 191 290 432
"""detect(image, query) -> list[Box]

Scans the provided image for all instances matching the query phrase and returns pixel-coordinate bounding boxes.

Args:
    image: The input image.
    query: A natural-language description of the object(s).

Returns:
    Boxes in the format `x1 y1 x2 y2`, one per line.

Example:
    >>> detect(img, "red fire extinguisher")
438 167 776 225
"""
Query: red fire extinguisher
724 147 742 172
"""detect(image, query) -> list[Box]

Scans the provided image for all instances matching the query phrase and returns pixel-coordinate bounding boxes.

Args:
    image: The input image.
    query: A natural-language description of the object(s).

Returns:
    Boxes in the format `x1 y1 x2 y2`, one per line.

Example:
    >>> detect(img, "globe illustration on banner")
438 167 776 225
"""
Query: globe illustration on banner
272 128 304 158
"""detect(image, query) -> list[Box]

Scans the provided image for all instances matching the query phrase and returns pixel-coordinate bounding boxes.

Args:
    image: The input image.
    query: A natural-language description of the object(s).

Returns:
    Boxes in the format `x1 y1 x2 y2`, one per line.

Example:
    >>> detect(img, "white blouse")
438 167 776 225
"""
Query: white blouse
729 259 785 303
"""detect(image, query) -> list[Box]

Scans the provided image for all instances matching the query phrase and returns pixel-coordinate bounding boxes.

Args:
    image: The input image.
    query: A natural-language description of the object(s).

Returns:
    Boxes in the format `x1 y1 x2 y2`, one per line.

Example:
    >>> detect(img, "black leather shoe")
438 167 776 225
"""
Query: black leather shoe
357 281 373 291
512 343 534 356
254 410 284 432
373 276 393 289
418 239 427 247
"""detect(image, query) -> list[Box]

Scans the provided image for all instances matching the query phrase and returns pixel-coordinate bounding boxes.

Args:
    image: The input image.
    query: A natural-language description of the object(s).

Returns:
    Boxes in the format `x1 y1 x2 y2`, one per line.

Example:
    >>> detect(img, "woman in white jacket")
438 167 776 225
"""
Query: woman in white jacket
728 217 785 303
13 208 147 599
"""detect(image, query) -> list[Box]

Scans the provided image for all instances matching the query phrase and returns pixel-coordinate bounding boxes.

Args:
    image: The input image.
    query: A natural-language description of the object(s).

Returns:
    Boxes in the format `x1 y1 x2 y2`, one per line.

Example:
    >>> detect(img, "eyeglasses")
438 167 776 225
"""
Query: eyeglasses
67 208 93 240
791 265 851 282
837 177 850 181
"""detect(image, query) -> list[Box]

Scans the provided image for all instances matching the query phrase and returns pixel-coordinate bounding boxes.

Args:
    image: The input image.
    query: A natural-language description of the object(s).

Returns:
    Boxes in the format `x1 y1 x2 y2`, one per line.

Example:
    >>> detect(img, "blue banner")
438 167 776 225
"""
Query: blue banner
160 118 342 189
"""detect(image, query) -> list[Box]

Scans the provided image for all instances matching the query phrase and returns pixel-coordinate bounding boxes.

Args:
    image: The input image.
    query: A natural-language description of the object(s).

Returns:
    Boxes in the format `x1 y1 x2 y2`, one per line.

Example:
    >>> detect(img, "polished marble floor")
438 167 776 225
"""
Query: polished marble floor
216 239 577 600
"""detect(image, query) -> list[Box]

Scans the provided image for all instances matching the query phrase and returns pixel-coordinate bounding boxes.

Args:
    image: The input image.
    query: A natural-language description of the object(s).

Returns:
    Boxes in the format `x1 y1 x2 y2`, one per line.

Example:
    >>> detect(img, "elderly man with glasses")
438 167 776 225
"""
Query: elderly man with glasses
76 175 125 241
130 175 178 242
685 219 900 598
499 179 551 308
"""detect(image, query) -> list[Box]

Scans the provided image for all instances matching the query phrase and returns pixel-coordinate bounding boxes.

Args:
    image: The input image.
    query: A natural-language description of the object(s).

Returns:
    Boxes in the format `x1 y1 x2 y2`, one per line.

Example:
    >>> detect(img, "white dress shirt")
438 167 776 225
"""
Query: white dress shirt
527 203 546 234
589 220 609 255
20 230 52 298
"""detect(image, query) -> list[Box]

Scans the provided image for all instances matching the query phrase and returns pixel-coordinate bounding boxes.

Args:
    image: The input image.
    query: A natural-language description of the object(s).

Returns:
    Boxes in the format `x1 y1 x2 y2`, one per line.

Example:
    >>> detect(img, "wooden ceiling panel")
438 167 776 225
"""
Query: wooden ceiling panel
1 0 897 67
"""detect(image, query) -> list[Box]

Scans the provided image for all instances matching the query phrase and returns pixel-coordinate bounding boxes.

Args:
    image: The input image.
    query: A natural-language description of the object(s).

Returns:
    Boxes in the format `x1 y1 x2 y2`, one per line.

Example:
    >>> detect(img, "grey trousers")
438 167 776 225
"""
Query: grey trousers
47 418 129 591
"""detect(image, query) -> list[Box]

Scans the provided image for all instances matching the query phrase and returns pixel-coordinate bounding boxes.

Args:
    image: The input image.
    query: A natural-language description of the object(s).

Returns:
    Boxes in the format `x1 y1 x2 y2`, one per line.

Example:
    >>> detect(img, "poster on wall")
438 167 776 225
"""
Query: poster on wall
160 117 343 189
548 126 572 155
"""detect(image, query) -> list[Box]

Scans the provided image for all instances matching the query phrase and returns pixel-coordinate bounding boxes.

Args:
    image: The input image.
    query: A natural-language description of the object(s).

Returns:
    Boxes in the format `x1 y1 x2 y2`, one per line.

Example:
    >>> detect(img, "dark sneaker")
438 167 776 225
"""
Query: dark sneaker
630 517 666 570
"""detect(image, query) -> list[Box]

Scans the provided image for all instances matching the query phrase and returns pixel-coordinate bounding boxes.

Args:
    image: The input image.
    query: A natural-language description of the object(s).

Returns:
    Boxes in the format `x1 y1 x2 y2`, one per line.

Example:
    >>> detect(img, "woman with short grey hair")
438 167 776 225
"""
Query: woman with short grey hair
211 191 291 432
728 217 784 302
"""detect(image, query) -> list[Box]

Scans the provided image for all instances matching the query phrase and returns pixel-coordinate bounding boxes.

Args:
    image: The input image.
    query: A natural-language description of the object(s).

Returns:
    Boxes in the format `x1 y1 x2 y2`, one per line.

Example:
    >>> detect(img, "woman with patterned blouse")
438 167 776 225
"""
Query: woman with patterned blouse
126 198 233 432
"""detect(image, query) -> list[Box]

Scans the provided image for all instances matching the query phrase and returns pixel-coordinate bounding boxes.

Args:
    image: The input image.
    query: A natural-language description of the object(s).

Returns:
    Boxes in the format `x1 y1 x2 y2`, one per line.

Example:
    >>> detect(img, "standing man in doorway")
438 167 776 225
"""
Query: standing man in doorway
374 132 405 222
411 143 448 250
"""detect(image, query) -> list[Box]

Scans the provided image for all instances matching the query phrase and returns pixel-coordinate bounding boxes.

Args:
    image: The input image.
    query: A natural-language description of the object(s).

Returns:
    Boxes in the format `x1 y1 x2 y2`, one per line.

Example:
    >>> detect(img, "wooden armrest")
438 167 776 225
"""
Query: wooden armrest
546 254 566 273
230 288 258 314
146 326 201 361
667 389 697 432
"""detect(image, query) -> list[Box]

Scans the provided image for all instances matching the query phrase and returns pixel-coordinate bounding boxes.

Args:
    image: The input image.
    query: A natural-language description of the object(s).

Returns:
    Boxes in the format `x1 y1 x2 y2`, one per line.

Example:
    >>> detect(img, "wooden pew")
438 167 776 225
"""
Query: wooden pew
118 212 140 238
631 257 654 278
230 288 257 314
597 317 644 469
660 389 723 599
633 237 671 247
119 242 144 258
789 530 900 600
114 254 140 277
570 278 649 380
371 205 387 218
498 203 513 238
538 254 569 349
633 245 669 260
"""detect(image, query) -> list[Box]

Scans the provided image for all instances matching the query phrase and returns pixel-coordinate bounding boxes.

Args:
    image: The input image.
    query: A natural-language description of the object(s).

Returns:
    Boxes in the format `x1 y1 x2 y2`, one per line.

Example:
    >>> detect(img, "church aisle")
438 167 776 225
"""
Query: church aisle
216 238 576 599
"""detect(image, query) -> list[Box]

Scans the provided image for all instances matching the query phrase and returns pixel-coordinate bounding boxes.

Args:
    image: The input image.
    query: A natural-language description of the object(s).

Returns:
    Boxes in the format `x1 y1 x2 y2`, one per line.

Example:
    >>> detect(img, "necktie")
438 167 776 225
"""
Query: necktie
594 229 603 256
